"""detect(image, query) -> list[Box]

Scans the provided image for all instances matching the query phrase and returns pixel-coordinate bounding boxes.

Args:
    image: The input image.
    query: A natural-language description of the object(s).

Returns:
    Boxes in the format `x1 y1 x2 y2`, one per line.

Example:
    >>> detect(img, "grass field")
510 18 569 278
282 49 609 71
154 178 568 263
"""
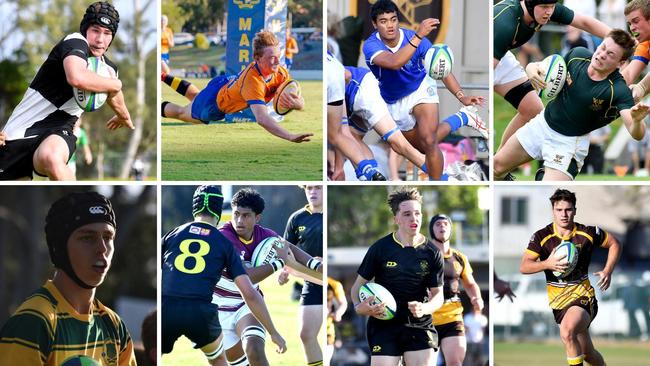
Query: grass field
161 78 323 180
495 340 648 366
161 278 322 365
493 95 650 180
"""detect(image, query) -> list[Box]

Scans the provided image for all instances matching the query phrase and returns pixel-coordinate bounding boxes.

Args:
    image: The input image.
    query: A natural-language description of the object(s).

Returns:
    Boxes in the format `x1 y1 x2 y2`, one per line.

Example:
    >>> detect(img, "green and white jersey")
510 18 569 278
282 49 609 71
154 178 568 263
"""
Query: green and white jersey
494 0 574 60
545 47 635 136
0 281 136 366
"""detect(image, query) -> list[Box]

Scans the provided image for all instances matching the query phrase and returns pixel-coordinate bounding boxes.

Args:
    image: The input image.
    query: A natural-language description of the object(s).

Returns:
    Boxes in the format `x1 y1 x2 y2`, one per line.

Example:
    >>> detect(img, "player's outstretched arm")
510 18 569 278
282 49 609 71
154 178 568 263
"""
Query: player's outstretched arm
442 73 486 107
462 272 484 312
595 233 621 291
622 60 646 85
570 14 611 40
372 18 439 70
520 250 567 274
630 73 650 102
63 56 121 94
106 90 135 130
233 274 288 354
621 104 649 140
250 104 312 143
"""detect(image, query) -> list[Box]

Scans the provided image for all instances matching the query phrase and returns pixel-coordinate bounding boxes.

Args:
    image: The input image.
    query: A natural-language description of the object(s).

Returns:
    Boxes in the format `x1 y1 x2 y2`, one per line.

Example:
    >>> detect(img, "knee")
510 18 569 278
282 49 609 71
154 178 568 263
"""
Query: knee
419 134 437 150
299 327 317 344
244 341 266 364
493 155 506 177
518 97 543 119
37 151 66 174
559 325 578 345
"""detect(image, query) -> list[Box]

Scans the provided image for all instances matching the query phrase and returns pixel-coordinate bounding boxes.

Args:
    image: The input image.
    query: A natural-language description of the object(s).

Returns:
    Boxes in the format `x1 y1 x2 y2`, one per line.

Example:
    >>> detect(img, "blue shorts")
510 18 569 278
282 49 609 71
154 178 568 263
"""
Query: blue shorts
191 75 229 123
285 57 293 69
162 53 170 64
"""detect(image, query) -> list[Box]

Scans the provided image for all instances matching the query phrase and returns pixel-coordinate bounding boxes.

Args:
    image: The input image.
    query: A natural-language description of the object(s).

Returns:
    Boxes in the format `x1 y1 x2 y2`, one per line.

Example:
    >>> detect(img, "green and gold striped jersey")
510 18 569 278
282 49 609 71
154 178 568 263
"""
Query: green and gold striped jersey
0 281 136 366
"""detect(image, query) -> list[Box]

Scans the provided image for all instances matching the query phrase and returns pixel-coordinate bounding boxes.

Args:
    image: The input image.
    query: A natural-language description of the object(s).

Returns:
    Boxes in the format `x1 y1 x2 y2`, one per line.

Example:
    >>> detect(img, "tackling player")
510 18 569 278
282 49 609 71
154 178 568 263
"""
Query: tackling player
214 188 322 366
493 0 610 159
351 187 444 366
161 30 312 143
0 1 133 181
327 51 386 181
494 30 650 180
428 214 484 366
363 0 485 180
520 189 621 366
162 185 287 366
281 185 324 366
0 192 136 365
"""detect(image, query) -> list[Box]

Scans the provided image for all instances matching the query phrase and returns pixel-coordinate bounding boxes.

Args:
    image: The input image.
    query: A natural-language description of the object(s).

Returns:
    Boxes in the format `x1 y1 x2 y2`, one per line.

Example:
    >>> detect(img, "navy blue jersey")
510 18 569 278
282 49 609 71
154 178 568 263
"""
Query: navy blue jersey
363 28 431 104
162 221 246 302
344 66 371 117
284 205 323 258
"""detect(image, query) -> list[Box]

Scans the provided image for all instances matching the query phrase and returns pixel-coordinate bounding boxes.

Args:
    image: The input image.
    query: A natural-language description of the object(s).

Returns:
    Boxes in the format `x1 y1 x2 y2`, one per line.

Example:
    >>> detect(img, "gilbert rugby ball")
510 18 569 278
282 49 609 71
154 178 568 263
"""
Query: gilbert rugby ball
552 241 579 279
273 79 301 115
60 355 101 366
73 57 113 112
250 236 284 267
359 282 397 320
539 54 567 101
424 43 454 80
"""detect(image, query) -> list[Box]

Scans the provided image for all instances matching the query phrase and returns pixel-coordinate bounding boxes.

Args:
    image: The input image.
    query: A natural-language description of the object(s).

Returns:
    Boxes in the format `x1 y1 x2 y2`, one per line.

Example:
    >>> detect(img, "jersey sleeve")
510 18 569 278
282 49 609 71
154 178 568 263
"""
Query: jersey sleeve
59 33 89 60
426 248 444 288
459 252 474 281
224 238 247 278
525 232 542 259
493 5 518 60
240 74 266 105
590 225 610 247
357 242 380 281
363 35 385 66
0 310 54 365
633 42 650 64
614 80 635 111
283 212 298 244
551 4 575 25
116 317 137 366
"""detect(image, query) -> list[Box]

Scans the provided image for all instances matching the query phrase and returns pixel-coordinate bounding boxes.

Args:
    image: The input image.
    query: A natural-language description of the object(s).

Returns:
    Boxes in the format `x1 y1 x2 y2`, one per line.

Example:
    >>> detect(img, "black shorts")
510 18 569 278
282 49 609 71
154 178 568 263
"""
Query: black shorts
553 296 598 325
367 318 438 356
435 320 465 340
162 297 222 354
300 281 323 306
0 129 76 180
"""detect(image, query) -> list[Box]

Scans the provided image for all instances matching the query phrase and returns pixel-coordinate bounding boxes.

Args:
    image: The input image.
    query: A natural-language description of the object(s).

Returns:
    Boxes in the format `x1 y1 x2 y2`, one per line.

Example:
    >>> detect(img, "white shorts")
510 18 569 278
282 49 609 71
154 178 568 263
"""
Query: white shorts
516 112 589 179
350 73 391 133
494 51 527 86
327 56 345 103
219 304 265 349
387 76 439 131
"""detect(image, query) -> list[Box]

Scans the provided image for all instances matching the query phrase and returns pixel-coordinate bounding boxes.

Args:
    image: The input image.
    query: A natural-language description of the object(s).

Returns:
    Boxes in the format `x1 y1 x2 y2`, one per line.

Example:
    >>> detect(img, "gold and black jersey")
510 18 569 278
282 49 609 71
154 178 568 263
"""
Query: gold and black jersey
326 277 345 343
0 281 136 366
526 222 608 311
433 248 472 325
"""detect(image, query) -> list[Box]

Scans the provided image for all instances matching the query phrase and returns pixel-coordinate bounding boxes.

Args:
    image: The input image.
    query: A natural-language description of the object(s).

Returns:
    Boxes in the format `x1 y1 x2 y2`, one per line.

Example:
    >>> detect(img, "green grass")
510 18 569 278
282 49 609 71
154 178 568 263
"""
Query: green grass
161 78 323 180
169 45 225 70
161 278 322 366
495 340 648 366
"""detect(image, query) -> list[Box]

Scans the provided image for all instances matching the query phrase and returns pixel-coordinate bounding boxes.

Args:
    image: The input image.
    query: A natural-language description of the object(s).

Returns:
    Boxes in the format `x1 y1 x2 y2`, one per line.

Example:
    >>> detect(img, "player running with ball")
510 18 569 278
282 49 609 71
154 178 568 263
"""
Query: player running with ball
520 189 621 366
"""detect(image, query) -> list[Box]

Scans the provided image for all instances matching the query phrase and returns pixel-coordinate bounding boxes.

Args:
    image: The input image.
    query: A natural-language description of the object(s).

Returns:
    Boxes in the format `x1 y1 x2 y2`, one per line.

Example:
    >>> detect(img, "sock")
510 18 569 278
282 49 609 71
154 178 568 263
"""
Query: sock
420 163 428 173
307 361 323 366
162 74 192 96
443 110 469 132
440 173 449 181
567 354 584 366
161 101 170 118
355 159 378 180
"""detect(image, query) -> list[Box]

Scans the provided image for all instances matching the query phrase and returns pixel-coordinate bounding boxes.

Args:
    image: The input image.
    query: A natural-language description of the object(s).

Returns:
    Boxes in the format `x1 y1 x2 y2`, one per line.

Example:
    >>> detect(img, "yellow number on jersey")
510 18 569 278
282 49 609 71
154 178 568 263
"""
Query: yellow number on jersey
174 239 210 274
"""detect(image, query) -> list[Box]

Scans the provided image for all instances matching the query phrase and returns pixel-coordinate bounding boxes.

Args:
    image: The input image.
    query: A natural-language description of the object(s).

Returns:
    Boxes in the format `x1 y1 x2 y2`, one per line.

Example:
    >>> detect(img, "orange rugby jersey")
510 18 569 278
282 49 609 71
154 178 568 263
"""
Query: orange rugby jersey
216 62 290 114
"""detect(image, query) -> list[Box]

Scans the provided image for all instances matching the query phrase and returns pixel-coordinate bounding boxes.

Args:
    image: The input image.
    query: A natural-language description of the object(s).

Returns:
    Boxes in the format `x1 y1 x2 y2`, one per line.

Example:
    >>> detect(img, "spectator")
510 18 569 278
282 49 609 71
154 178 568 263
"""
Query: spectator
583 125 611 174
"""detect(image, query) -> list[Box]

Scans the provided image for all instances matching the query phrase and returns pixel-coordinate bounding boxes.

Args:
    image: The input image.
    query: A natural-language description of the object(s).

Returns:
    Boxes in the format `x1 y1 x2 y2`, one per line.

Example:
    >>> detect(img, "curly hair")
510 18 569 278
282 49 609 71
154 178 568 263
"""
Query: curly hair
253 30 279 59
387 187 422 215
231 188 265 214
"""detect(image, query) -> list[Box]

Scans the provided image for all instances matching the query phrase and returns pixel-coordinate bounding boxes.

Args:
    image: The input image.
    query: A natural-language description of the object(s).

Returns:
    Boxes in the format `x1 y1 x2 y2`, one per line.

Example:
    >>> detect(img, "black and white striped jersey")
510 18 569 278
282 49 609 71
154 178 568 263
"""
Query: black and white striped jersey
1 33 118 141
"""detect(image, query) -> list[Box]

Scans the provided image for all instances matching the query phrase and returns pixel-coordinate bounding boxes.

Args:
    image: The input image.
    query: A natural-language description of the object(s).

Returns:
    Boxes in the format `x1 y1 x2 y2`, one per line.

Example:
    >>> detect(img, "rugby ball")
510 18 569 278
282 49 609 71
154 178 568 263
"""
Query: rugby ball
552 241 579 279
538 54 567 101
273 79 301 115
358 282 397 320
60 355 101 366
73 57 112 112
424 44 454 80
250 236 284 267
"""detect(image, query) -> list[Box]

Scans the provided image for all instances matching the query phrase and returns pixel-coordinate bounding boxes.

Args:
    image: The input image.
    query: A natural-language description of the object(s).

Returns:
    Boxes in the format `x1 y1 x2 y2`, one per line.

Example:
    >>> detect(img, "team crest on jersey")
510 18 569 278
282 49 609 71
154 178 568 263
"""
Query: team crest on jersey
102 343 118 365
189 225 210 236
233 0 260 9
386 261 397 267
298 225 306 232
372 345 382 352
591 98 605 111
552 154 564 164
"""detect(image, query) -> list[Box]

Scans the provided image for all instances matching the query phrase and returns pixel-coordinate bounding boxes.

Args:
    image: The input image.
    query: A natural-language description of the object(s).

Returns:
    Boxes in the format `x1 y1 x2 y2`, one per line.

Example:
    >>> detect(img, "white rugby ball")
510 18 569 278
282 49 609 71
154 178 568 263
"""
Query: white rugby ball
538 54 567 101
424 43 454 80
358 282 397 320
273 79 301 115
250 236 284 267
552 241 579 278
73 57 112 112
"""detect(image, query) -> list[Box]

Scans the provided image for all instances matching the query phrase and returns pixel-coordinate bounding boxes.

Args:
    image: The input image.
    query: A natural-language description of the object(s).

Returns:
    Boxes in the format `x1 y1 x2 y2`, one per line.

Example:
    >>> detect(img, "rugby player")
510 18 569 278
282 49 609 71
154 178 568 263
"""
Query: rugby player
0 192 136 365
428 214 484 366
327 51 386 181
0 1 133 181
494 0 610 158
364 0 486 180
325 277 347 365
161 30 312 143
162 185 286 366
520 189 621 366
280 185 324 366
494 29 650 181
284 28 299 70
215 188 322 366
161 15 174 75
351 187 444 366
620 0 650 103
